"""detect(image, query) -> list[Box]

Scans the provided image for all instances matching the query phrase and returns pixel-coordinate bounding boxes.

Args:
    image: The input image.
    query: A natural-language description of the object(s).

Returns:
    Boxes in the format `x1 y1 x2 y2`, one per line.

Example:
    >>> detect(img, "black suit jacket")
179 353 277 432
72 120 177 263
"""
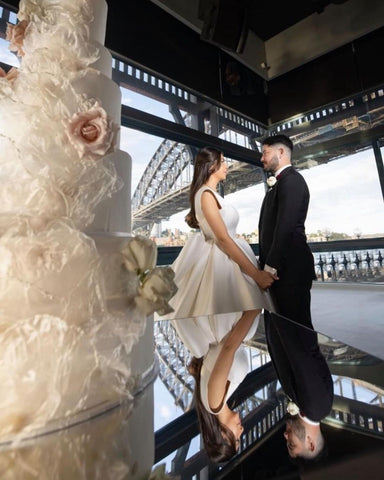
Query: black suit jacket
258 166 316 287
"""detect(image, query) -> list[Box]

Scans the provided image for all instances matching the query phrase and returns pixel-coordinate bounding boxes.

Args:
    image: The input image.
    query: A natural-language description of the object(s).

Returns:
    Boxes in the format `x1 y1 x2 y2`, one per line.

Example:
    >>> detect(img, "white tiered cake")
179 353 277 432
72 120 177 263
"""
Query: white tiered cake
0 0 174 478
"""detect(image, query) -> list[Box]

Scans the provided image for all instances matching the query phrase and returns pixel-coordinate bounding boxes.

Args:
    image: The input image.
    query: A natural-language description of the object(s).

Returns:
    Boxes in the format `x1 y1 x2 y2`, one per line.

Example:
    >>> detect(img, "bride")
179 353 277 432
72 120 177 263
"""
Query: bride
165 146 277 461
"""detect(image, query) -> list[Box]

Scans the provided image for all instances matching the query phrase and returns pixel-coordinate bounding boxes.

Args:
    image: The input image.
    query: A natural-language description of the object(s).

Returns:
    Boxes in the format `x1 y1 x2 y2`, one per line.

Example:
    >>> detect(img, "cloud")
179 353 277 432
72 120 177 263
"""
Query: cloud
158 404 173 420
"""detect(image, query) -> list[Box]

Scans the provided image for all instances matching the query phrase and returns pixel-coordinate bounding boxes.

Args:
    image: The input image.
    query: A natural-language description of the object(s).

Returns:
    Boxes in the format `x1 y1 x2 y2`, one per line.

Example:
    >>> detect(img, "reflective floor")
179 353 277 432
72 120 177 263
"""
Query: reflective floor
154 305 384 479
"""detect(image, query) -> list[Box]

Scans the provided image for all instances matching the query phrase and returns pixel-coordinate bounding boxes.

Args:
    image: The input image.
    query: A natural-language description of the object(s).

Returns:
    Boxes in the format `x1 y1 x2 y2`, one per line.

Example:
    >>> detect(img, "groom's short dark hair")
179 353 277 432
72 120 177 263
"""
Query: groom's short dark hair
262 134 293 152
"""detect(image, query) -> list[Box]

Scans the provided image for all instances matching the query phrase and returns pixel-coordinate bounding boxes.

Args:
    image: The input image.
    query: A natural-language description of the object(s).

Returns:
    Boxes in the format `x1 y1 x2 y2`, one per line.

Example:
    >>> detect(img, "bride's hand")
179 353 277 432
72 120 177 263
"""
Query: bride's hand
254 270 277 290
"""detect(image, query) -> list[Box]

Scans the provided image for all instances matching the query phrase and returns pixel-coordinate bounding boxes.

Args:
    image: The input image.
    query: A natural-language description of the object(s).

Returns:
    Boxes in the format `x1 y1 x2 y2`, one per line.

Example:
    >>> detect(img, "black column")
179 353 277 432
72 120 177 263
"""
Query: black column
372 139 384 203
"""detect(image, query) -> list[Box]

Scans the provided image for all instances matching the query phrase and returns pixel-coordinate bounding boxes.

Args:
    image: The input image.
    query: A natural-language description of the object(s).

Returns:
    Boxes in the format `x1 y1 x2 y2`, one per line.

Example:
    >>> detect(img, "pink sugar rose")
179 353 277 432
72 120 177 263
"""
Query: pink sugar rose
6 20 28 57
67 104 117 159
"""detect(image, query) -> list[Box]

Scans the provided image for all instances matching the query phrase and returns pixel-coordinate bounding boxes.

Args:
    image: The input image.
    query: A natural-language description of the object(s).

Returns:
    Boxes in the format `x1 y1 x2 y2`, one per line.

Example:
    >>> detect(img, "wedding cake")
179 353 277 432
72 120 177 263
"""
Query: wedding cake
0 0 176 478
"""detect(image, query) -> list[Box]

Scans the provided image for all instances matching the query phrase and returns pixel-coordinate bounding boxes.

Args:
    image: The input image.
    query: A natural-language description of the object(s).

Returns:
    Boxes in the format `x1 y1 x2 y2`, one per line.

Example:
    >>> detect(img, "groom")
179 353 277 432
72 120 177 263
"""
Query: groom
258 134 334 460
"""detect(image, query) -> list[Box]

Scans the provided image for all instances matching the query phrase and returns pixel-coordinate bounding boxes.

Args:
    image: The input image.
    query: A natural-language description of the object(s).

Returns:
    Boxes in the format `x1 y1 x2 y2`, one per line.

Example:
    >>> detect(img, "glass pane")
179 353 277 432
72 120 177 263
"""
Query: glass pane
0 38 20 67
303 148 384 238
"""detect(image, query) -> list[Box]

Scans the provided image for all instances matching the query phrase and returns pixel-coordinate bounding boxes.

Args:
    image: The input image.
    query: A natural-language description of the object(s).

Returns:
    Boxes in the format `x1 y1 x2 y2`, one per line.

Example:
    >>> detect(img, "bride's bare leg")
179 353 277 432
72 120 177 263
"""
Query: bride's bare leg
207 309 261 411
222 309 261 354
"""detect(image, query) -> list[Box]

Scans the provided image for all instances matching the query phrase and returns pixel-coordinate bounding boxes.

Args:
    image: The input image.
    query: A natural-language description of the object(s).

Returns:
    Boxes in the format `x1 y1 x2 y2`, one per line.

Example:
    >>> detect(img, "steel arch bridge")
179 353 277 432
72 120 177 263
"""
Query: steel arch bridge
131 139 195 232
131 137 265 232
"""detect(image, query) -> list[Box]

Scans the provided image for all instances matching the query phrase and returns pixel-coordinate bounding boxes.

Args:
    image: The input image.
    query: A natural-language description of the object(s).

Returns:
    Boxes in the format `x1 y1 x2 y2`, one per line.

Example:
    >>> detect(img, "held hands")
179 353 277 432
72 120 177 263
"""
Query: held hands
255 270 278 290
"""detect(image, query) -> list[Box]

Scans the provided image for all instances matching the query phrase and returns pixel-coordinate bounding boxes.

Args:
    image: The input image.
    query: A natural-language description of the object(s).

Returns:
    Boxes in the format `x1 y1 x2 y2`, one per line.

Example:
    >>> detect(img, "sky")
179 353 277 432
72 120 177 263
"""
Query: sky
1 36 383 237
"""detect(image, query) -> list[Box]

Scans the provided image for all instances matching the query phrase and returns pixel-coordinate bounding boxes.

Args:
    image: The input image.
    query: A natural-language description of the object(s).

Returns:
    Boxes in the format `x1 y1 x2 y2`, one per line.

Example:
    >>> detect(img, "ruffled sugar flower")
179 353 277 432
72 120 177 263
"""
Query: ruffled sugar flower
266 176 277 188
121 236 178 316
6 20 28 57
66 103 117 159
287 401 300 416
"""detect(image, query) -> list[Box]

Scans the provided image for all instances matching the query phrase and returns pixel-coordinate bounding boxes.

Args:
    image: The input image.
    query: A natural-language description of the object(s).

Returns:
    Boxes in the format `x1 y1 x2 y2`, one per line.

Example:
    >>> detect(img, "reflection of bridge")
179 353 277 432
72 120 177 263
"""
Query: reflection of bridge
154 316 384 478
155 320 272 412
154 314 384 416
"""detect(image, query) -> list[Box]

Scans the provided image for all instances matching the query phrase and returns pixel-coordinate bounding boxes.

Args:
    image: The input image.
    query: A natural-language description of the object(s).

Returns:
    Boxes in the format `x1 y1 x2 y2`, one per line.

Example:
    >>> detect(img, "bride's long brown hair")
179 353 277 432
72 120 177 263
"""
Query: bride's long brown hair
185 147 223 229
188 357 237 463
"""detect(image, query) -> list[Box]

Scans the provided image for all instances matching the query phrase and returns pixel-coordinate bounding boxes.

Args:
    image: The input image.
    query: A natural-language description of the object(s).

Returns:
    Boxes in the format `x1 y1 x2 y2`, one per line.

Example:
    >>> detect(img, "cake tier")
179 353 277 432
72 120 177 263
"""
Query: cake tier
88 150 132 234
89 0 108 45
18 0 109 75
0 222 103 328
0 224 154 431
18 0 108 46
76 0 112 77
0 367 155 480
90 233 155 377
0 296 154 439
71 67 122 128
90 44 113 78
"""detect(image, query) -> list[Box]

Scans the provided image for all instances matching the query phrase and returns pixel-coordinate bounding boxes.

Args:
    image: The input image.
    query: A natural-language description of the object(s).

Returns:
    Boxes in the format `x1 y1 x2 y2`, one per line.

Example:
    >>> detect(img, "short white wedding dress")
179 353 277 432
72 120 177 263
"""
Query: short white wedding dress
167 185 275 359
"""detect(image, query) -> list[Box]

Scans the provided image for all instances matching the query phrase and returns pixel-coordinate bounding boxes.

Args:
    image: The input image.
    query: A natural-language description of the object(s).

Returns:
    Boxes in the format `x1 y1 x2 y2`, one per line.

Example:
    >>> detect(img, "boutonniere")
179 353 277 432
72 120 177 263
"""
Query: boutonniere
266 176 277 188
287 401 300 416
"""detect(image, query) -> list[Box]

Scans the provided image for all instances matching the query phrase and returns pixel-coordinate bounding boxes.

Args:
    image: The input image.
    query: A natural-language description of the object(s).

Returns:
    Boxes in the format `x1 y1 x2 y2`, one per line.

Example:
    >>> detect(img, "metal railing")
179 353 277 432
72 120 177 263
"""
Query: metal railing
157 237 384 283
310 238 384 282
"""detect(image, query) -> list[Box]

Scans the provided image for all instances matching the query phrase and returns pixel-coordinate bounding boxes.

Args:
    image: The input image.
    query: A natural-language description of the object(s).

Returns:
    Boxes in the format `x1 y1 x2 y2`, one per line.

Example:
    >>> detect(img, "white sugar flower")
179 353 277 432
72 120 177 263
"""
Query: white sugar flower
135 267 178 316
121 236 157 276
121 236 177 315
266 176 277 188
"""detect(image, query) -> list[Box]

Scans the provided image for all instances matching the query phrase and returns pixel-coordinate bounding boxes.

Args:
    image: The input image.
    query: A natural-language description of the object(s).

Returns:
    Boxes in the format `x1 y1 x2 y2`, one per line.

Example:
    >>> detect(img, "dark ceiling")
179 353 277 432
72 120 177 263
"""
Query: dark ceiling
238 0 349 41
110 0 384 125
2 0 384 126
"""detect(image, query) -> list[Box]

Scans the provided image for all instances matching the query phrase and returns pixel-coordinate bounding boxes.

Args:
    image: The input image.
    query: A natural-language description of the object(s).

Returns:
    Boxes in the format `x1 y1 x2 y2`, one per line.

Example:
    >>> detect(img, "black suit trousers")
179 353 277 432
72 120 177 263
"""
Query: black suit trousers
264 283 334 421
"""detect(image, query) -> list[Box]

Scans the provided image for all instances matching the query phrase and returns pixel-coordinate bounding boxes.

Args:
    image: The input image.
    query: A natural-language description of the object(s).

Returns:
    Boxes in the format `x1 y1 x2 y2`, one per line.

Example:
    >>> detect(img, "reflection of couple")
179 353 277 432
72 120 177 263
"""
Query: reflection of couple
165 135 333 463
